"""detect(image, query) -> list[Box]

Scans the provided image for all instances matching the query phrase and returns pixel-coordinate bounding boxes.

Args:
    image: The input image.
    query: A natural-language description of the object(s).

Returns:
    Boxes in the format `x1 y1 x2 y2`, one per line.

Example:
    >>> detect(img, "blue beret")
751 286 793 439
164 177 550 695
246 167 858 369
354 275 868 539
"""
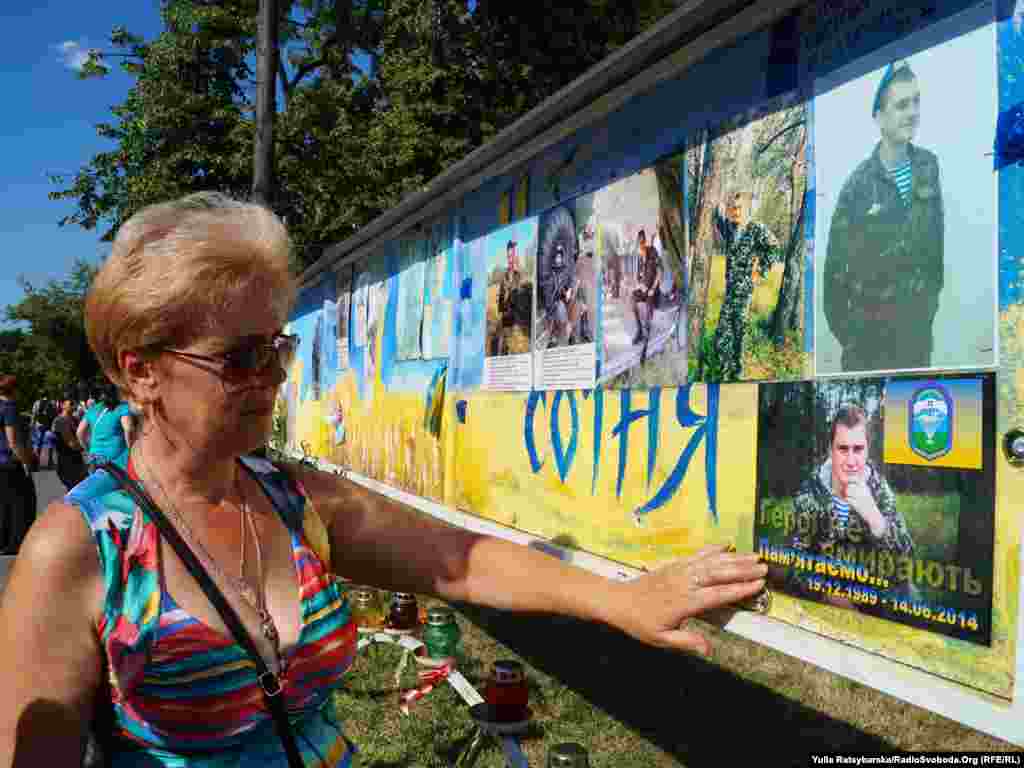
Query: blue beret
872 63 896 116
873 60 912 117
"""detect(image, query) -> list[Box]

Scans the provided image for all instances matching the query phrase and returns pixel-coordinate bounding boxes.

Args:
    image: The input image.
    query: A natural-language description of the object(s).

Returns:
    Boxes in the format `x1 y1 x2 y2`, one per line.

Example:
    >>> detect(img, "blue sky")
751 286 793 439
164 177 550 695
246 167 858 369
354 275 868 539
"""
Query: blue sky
0 1 164 326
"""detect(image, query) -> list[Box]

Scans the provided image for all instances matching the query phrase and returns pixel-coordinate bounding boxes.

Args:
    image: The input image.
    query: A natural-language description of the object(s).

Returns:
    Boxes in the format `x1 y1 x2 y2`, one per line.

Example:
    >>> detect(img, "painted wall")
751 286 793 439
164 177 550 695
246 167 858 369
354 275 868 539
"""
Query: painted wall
280 0 1022 704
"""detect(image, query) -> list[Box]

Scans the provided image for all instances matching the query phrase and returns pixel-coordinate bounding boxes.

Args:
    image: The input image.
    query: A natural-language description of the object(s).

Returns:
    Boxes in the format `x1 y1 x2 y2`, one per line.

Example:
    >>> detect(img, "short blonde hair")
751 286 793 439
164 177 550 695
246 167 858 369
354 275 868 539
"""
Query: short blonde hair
85 192 296 393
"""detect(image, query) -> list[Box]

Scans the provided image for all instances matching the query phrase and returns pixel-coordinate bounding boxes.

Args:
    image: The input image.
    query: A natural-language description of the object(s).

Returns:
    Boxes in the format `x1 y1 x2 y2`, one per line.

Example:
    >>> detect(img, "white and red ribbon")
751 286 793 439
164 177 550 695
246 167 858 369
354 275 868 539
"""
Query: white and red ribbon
398 653 454 715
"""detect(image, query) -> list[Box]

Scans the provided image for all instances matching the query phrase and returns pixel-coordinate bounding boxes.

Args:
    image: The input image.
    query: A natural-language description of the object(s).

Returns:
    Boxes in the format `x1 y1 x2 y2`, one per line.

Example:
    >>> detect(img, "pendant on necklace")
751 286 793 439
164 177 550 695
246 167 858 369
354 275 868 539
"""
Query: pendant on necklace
259 608 280 647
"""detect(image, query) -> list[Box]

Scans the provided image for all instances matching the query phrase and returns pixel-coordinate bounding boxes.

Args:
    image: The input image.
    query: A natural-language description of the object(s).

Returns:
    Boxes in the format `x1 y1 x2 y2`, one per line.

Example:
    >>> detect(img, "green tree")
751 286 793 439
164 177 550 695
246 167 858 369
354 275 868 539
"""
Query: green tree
2 259 104 408
49 1 257 242
53 0 684 273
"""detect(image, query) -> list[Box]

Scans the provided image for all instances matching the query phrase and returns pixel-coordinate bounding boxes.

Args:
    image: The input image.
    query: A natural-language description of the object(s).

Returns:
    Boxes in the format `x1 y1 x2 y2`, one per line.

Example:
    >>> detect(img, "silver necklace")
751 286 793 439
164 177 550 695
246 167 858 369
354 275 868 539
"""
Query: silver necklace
133 446 286 677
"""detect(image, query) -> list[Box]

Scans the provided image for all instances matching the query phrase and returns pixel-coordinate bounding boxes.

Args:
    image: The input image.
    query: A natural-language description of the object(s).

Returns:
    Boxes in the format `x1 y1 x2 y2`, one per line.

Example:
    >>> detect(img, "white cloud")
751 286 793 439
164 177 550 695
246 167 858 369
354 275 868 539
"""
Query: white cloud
54 40 92 72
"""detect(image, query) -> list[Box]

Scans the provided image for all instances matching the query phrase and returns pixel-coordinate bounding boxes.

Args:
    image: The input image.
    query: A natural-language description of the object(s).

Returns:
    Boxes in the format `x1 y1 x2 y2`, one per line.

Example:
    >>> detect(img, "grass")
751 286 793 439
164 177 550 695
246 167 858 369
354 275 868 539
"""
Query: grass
333 602 680 767
333 594 1015 767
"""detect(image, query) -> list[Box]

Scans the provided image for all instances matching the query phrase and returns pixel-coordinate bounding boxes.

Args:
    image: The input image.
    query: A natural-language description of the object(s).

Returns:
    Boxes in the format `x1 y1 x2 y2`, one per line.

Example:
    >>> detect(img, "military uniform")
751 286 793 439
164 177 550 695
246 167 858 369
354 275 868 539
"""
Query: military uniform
824 143 944 372
787 459 916 603
497 266 525 355
712 211 780 381
631 245 661 343
540 261 575 347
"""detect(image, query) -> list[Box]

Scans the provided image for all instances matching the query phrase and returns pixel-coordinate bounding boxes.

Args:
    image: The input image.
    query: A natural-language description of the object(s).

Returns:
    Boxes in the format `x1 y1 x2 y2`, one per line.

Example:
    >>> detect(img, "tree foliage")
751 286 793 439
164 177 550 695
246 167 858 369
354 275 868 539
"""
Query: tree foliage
2 260 105 409
52 0 683 273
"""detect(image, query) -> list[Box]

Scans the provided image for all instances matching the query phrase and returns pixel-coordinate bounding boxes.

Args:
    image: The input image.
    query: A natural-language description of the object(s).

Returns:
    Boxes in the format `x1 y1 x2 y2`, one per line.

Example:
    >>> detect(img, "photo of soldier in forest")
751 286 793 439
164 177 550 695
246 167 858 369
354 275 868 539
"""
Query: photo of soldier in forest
755 376 996 646
686 93 811 382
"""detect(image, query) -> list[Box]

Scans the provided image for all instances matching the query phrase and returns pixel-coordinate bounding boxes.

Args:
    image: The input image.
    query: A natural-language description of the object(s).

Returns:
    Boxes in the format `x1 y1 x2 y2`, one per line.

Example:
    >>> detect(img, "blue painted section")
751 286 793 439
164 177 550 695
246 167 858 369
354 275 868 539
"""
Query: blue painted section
999 2 1024 309
451 235 488 391
292 278 328 402
549 391 579 483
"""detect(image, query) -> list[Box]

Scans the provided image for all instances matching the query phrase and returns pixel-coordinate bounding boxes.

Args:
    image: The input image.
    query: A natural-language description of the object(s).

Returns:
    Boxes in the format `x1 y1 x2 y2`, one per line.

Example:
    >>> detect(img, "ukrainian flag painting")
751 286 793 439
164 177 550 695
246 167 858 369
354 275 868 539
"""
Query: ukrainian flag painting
884 377 985 470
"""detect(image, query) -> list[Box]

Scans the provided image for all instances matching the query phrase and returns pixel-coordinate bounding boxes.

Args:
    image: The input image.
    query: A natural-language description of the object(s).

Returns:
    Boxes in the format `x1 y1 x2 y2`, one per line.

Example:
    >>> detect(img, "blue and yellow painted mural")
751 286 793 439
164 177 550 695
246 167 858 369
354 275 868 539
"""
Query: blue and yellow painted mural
277 0 1022 702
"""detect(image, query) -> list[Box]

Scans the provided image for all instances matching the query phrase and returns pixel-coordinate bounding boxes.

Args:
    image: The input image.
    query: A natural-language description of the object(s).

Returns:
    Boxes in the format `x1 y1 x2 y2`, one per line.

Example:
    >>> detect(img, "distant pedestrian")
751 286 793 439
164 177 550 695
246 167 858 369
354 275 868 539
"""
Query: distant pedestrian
76 384 134 471
0 375 37 554
52 397 87 491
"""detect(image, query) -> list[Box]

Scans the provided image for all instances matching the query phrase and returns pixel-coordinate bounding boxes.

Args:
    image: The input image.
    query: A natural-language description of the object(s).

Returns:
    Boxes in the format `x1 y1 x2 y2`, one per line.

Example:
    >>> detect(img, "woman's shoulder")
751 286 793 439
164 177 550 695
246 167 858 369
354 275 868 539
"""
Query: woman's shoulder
17 497 103 599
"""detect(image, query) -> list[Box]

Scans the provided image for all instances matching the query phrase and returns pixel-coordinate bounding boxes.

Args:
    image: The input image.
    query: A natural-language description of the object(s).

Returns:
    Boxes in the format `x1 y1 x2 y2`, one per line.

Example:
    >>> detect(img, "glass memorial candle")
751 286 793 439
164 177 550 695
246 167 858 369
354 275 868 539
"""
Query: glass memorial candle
388 592 419 631
484 660 529 723
349 587 385 629
422 606 461 662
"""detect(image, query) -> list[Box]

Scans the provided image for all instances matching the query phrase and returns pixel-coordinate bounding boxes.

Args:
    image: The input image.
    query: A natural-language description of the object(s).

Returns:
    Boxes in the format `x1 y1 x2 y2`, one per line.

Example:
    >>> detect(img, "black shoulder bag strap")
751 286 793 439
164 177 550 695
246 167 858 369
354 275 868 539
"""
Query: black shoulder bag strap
98 459 306 768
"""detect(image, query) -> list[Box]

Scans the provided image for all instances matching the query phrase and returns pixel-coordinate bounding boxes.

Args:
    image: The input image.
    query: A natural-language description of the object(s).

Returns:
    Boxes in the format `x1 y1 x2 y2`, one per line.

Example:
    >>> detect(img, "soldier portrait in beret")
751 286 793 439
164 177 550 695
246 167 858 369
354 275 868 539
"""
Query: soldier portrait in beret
823 60 944 373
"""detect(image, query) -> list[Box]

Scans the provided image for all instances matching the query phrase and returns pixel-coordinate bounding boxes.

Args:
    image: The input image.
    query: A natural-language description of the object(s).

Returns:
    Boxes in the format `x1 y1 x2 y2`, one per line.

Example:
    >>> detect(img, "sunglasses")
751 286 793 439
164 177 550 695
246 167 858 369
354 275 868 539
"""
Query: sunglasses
161 333 300 384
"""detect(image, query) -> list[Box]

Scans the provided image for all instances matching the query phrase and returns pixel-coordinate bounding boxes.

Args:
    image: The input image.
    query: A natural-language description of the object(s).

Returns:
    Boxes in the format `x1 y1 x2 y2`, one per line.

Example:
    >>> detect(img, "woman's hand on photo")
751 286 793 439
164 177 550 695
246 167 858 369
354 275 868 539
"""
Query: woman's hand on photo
611 545 767 656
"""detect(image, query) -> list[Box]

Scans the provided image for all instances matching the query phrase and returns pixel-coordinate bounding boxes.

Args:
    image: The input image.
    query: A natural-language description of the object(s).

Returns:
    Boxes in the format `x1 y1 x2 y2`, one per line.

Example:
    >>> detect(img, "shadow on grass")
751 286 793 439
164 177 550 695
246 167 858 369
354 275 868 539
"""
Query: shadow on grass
450 602 892 767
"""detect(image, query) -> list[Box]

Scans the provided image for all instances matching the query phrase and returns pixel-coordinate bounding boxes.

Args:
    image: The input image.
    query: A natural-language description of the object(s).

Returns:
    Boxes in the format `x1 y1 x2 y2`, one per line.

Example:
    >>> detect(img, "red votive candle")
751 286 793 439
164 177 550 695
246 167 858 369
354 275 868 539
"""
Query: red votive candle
484 660 529 723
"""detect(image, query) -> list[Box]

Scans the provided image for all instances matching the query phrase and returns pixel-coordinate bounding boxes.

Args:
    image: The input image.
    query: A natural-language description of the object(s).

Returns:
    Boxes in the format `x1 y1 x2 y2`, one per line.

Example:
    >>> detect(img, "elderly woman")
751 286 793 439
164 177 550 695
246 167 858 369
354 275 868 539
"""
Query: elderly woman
0 193 766 767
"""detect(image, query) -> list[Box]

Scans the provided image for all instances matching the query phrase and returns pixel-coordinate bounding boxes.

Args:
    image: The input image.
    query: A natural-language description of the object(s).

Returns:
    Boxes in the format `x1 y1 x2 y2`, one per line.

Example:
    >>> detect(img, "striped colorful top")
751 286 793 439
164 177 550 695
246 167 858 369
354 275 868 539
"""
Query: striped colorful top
67 454 359 767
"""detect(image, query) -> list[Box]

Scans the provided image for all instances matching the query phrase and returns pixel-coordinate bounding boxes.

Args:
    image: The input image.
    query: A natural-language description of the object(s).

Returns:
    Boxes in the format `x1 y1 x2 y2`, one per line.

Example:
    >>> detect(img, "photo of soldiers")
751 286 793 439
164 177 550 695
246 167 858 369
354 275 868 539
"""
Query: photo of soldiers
311 310 323 401
335 264 352 370
490 240 532 356
755 375 996 646
814 16 997 374
823 61 943 372
535 205 594 350
785 403 916 606
593 162 687 388
482 218 537 389
711 192 782 382
630 229 662 345
686 92 810 383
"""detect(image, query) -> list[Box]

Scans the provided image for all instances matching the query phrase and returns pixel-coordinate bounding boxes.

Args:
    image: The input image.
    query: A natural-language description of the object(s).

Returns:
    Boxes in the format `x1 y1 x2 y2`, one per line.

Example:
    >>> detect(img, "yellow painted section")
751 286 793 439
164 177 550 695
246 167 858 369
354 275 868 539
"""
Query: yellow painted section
450 386 757 568
279 304 1021 701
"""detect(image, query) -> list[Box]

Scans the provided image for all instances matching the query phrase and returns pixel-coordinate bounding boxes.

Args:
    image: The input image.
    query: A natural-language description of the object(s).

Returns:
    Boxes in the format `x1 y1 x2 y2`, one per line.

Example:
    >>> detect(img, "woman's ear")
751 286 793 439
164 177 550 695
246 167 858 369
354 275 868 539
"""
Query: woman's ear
119 349 159 410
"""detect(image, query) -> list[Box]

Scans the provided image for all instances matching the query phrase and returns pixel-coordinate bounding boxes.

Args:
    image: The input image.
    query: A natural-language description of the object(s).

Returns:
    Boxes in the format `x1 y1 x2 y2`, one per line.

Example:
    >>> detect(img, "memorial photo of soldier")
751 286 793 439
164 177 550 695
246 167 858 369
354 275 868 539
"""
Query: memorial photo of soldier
686 92 811 383
755 375 996 645
592 164 688 388
814 17 997 374
534 202 596 351
336 264 352 370
485 220 537 358
311 310 323 401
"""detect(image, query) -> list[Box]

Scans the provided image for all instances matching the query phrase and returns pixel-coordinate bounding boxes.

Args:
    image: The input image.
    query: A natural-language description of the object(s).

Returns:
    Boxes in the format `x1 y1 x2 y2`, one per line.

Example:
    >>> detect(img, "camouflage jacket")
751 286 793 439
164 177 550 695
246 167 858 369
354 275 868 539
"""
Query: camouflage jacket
824 143 944 348
787 459 914 597
714 212 780 317
540 265 574 317
498 268 522 319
